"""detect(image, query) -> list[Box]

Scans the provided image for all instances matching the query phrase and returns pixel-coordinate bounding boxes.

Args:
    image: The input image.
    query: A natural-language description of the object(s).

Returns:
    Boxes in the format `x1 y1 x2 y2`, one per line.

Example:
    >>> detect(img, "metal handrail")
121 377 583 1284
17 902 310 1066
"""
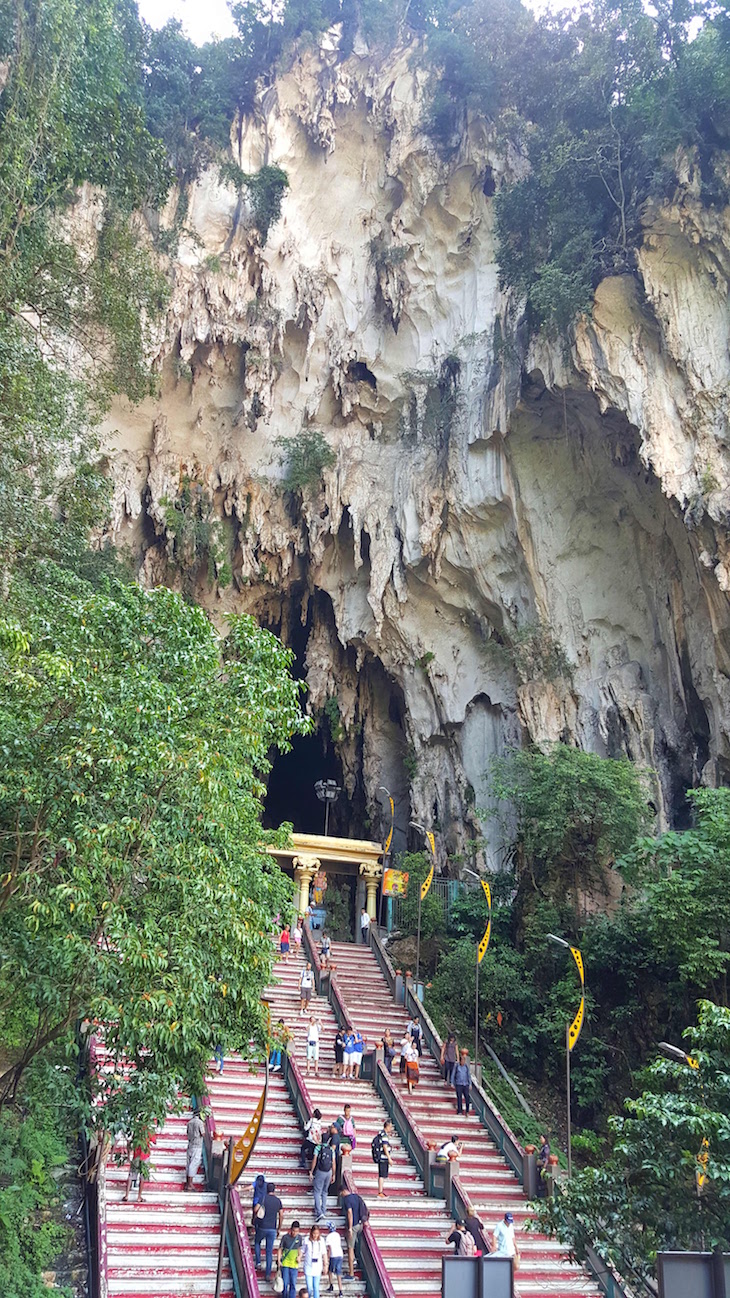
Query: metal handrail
302 920 325 992
373 1059 429 1184
97 1153 108 1298
342 1167 398 1298
402 981 525 1181
369 926 398 997
230 1184 260 1298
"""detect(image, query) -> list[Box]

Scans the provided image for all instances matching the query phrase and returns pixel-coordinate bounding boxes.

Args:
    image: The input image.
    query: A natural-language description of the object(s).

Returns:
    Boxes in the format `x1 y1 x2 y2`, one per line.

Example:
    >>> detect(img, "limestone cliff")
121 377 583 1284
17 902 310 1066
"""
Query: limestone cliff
103 32 730 863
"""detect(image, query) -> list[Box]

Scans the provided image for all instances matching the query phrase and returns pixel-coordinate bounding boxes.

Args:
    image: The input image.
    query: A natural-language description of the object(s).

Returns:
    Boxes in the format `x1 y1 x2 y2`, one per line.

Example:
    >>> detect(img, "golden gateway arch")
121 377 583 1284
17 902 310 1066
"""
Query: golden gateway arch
267 833 384 923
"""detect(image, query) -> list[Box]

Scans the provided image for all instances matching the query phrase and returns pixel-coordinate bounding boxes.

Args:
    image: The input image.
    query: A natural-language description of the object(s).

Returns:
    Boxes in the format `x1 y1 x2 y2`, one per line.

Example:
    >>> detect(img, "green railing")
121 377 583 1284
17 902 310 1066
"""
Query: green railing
373 1058 429 1185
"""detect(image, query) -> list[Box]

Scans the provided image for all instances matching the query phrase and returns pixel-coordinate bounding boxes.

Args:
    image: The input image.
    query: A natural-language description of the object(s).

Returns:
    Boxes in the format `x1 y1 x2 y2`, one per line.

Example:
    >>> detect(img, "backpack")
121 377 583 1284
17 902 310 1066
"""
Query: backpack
371 1134 383 1164
359 1198 370 1223
463 1231 478 1257
317 1143 334 1173
252 1175 266 1207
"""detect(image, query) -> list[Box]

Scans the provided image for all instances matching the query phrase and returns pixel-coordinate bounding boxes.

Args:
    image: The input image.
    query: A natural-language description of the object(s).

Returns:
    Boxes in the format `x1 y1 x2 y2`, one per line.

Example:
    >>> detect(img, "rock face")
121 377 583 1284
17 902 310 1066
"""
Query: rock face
104 34 730 863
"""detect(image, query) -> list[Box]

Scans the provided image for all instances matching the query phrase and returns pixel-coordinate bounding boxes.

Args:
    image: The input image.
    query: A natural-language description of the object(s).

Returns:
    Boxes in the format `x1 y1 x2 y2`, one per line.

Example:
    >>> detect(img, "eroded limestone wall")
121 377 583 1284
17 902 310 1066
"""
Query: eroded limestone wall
103 34 730 862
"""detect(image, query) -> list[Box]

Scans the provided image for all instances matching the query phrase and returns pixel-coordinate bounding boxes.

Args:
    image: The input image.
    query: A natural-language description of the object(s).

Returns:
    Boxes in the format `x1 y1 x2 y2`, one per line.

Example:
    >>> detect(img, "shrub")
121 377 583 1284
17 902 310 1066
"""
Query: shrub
277 429 336 493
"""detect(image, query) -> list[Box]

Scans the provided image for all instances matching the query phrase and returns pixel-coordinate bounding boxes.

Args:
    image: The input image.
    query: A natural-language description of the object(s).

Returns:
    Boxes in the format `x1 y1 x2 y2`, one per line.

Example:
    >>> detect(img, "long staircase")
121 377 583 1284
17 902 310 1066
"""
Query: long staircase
260 947 454 1297
97 1047 232 1298
330 940 602 1298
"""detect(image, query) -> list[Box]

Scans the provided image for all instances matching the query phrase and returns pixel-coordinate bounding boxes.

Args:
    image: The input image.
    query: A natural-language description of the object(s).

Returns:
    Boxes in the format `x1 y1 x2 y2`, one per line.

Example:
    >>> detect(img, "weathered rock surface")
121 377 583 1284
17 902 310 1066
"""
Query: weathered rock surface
103 34 730 862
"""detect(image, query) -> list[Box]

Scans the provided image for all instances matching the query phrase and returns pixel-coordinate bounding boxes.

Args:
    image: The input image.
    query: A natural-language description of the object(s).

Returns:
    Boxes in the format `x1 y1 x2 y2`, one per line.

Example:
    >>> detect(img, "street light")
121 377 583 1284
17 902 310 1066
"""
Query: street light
547 933 585 1178
464 868 492 1072
409 821 436 989
658 1041 708 1197
314 779 341 836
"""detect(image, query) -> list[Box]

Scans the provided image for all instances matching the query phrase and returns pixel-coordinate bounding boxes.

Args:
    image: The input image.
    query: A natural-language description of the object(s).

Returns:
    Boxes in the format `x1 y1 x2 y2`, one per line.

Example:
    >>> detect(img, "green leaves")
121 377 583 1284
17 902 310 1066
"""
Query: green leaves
0 574 308 1144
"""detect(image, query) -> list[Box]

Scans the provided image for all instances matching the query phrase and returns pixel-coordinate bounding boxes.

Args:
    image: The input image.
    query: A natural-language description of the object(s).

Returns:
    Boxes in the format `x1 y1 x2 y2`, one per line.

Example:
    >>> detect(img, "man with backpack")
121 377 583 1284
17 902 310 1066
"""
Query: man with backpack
371 1120 394 1197
339 1187 369 1279
309 1132 335 1221
446 1220 478 1256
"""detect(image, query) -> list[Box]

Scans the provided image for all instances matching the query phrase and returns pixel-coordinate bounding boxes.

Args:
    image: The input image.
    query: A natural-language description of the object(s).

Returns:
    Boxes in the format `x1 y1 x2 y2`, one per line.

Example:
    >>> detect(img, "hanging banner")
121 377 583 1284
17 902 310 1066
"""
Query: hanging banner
568 944 585 1052
230 1086 265 1183
477 879 492 964
421 864 434 901
382 867 408 897
425 831 436 860
384 795 395 855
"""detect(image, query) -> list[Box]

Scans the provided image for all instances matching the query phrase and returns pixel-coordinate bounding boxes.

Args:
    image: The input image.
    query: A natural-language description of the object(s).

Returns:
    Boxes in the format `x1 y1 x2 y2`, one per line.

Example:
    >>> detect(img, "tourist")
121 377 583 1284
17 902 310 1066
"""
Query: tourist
309 1133 335 1221
463 1203 485 1254
453 1048 471 1115
406 1014 423 1057
342 1103 357 1151
343 1028 355 1080
300 961 314 1015
303 1223 327 1298
279 1218 303 1298
441 1031 458 1085
372 1120 394 1197
334 1026 345 1078
184 1107 206 1191
320 932 332 968
324 1222 344 1295
436 1135 463 1162
281 924 291 958
214 1042 225 1074
123 1130 155 1203
251 1173 267 1226
306 1014 321 1078
492 1210 518 1260
403 1034 419 1093
383 1029 396 1074
399 1029 409 1077
446 1220 478 1256
254 1180 283 1281
360 906 371 943
292 919 303 952
340 1187 369 1278
269 1017 292 1073
301 1109 323 1168
537 1133 551 1193
351 1026 364 1080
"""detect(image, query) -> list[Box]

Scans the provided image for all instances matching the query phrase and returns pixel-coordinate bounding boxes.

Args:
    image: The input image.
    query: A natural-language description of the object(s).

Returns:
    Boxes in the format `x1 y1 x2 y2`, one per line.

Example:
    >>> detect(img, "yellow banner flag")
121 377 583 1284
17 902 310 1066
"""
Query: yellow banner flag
384 796 394 855
478 918 491 964
568 996 585 1052
421 864 434 901
570 945 585 987
230 1086 266 1184
696 1136 709 1192
425 831 436 860
481 880 491 909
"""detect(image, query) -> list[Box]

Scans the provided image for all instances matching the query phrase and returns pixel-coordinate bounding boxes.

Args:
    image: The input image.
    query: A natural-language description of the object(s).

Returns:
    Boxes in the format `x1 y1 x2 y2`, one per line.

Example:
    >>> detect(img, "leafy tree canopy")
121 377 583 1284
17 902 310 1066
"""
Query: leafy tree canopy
0 570 309 1144
535 1000 730 1275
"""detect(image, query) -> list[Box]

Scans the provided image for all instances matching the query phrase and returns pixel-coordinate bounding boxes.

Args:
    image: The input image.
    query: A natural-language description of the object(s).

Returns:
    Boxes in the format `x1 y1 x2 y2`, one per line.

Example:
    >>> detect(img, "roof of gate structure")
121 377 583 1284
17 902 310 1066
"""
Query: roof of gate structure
268 832 383 873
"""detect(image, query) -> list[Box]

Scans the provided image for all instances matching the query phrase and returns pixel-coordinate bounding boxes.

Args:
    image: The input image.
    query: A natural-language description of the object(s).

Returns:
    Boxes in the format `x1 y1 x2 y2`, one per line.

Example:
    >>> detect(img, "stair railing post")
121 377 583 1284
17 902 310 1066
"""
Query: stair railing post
415 887 422 988
214 1137 233 1298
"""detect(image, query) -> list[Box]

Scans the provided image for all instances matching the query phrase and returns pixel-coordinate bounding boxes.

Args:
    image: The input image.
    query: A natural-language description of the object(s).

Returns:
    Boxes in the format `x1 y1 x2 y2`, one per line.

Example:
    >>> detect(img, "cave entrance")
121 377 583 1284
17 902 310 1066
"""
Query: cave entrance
263 731 345 834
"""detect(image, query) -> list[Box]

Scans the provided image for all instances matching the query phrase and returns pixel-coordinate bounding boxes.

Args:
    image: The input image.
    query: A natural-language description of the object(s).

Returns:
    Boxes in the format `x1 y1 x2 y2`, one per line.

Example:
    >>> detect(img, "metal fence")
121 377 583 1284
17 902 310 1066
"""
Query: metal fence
389 877 465 933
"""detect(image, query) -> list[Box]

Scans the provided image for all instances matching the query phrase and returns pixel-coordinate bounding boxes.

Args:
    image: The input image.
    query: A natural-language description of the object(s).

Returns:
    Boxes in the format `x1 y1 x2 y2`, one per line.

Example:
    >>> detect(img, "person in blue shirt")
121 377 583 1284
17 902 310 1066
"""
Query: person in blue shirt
343 1031 356 1080
351 1028 364 1080
453 1048 471 1115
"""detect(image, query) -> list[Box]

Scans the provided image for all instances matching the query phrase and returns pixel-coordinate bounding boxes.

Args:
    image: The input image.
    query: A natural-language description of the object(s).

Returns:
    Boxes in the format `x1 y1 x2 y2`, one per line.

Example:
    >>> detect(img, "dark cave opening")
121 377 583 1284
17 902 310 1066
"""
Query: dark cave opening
263 729 345 834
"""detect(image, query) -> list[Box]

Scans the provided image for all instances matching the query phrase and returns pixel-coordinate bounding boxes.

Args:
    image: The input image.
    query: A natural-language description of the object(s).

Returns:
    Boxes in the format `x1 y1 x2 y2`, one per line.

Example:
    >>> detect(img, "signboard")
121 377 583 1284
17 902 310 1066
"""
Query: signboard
382 868 409 897
658 1252 730 1298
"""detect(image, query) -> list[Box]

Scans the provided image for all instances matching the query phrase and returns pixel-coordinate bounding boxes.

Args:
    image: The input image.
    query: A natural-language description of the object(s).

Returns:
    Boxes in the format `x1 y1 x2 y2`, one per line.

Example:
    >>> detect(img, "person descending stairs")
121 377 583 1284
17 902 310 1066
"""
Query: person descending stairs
264 946 456 1297
329 941 602 1298
95 1043 233 1298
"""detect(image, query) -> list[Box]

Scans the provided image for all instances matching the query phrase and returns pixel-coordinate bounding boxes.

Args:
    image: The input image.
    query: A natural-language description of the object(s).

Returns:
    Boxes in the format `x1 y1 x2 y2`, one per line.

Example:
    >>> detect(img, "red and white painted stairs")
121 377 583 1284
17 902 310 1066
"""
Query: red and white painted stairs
329 941 602 1298
96 1047 232 1297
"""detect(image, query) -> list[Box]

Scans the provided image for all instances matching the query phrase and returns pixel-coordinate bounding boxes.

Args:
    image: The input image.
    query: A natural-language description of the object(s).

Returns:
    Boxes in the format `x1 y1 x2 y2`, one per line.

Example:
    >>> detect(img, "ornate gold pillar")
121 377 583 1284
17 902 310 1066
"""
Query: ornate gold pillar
359 860 383 921
293 854 320 916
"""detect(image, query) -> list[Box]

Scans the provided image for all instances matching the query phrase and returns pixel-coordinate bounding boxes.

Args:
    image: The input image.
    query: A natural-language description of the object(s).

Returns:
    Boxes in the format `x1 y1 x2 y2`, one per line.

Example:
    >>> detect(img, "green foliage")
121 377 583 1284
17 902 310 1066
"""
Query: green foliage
416 651 435 669
322 695 346 743
398 852 445 940
0 573 309 1139
535 1001 730 1276
0 1068 72 1298
277 429 336 493
487 621 572 682
488 744 651 910
219 160 290 242
322 879 354 941
162 477 233 588
403 744 419 779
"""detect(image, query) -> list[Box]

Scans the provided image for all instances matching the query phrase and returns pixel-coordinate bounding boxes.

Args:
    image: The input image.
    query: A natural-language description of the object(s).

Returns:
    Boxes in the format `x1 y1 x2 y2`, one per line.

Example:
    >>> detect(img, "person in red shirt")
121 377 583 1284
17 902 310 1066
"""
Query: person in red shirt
123 1132 156 1203
280 926 291 958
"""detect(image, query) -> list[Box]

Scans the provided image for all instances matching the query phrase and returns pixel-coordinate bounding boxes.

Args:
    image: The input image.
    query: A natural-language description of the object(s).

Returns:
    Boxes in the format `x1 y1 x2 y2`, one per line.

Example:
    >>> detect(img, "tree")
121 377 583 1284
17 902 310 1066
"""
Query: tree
535 1001 730 1277
488 744 651 917
0 573 309 1144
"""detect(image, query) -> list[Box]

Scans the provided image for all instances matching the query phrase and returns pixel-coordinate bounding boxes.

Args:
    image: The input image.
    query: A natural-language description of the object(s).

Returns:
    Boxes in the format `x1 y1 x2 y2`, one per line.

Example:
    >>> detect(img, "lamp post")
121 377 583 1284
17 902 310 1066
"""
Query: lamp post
314 778 341 836
547 933 585 1178
464 868 492 1072
409 821 436 990
377 786 394 932
658 1040 709 1202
